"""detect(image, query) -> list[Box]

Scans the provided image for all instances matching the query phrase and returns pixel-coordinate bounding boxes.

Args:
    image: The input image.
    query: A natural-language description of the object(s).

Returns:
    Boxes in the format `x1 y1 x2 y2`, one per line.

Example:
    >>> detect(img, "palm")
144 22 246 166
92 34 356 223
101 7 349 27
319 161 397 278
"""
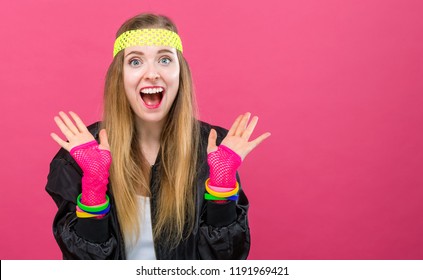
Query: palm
50 111 110 152
207 112 271 161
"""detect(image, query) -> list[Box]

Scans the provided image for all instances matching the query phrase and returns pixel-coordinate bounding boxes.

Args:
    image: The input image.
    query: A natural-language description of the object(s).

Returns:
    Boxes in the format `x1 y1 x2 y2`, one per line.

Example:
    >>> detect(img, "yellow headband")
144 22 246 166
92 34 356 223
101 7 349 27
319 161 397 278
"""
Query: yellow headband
113 28 183 57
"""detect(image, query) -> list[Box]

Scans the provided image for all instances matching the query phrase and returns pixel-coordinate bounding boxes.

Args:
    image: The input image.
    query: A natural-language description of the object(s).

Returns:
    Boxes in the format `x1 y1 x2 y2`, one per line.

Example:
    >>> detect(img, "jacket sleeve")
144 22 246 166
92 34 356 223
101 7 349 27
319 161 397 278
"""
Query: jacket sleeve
197 123 250 259
198 175 250 260
45 150 120 259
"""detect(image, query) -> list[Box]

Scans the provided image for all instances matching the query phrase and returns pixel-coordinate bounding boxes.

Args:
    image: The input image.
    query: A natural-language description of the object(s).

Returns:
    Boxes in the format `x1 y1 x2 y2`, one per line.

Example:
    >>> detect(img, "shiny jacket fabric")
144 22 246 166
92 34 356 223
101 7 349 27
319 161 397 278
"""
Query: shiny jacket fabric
45 121 250 259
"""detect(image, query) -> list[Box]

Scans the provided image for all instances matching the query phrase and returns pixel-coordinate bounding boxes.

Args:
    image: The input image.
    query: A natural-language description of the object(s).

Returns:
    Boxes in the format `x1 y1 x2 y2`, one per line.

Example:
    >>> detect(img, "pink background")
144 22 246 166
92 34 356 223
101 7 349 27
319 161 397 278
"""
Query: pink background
1 0 422 259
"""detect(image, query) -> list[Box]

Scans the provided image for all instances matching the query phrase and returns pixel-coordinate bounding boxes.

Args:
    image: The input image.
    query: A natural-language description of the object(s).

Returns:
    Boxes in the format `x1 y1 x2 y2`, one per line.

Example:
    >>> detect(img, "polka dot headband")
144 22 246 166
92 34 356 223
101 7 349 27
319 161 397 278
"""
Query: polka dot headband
113 29 183 57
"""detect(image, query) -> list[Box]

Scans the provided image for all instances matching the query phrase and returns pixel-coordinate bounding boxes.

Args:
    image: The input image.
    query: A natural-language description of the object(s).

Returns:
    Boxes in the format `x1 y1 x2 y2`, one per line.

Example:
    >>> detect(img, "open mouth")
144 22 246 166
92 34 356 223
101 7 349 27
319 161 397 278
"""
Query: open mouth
140 86 165 109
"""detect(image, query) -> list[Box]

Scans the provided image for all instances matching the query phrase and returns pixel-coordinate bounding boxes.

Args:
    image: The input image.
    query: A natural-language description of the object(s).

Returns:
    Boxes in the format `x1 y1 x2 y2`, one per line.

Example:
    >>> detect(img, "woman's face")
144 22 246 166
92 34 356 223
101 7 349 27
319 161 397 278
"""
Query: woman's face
123 44 180 126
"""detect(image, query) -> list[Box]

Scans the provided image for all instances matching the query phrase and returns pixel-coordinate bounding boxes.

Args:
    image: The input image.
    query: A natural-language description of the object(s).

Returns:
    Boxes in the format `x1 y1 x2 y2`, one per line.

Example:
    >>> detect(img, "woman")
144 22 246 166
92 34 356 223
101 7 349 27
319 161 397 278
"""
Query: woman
46 13 270 259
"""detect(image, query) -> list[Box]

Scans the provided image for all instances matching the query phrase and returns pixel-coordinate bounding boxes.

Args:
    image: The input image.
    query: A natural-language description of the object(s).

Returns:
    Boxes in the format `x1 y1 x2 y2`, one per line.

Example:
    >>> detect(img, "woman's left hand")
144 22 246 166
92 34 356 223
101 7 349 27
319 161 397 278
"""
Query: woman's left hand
207 112 271 161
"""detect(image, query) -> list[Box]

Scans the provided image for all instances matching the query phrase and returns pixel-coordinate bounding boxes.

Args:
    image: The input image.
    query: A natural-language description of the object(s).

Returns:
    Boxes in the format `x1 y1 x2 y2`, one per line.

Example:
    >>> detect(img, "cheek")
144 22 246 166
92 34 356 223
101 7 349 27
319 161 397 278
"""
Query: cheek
165 64 180 86
123 76 137 100
123 72 139 96
123 72 134 87
168 71 180 89
123 82 133 101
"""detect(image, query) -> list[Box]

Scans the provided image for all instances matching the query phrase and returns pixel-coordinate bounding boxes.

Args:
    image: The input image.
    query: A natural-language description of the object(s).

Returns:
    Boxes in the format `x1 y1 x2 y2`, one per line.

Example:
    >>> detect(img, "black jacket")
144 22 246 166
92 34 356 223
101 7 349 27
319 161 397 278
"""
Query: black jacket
45 121 250 259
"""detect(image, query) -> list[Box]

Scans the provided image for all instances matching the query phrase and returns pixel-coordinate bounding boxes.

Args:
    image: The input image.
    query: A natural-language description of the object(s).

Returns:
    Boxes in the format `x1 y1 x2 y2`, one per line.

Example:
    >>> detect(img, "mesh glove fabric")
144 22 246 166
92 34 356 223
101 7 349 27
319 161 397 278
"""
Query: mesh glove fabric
70 140 111 205
207 145 241 189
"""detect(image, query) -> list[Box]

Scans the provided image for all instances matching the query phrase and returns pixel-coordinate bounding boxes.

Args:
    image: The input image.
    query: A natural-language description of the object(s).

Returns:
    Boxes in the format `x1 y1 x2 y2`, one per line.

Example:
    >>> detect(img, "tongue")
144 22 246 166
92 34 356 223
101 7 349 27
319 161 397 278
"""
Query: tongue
142 94 161 106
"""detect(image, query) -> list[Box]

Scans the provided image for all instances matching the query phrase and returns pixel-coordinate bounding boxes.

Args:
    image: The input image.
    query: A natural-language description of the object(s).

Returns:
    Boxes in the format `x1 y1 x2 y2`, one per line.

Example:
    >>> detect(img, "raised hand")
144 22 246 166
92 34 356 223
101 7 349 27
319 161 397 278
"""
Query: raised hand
207 112 271 161
51 111 111 206
50 111 109 152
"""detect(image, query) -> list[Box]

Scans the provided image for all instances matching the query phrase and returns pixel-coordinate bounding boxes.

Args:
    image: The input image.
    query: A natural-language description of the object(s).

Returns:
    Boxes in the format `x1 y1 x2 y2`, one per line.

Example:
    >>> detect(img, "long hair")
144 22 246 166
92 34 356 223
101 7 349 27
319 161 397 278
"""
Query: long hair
102 13 200 248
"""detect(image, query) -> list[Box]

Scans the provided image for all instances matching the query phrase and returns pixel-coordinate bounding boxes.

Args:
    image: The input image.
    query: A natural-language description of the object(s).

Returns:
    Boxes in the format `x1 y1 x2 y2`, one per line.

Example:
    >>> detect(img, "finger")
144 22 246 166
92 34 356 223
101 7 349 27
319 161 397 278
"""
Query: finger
98 129 110 150
207 129 218 154
69 111 89 133
58 111 79 135
235 112 251 136
227 114 243 136
241 116 259 140
248 132 271 150
54 115 75 141
50 132 70 151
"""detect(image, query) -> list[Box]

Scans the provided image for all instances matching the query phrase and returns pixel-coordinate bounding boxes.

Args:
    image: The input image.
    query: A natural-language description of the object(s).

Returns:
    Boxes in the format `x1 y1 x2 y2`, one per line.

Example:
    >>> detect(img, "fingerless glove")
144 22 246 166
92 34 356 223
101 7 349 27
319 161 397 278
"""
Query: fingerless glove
207 145 241 189
70 140 111 206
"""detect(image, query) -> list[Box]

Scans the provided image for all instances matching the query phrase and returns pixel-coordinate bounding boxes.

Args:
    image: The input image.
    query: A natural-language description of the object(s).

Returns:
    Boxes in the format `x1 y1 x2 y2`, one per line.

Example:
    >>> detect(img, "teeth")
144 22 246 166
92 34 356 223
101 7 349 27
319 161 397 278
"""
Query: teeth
141 87 164 94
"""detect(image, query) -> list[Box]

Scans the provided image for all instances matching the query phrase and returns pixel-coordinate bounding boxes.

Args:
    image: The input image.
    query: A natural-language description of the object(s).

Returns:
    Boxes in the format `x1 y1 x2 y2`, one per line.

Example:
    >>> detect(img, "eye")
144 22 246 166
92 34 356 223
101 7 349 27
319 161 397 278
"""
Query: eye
159 57 171 65
129 58 142 67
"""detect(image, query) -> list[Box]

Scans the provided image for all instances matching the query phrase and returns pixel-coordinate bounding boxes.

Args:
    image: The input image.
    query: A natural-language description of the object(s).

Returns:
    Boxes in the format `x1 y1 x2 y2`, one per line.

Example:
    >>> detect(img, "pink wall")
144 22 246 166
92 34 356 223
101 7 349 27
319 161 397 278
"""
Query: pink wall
1 0 422 259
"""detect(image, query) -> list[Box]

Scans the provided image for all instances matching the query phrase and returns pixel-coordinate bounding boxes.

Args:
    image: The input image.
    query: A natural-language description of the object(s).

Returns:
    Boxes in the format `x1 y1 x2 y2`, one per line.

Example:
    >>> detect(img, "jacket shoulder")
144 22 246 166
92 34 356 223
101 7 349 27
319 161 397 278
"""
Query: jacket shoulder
87 122 102 139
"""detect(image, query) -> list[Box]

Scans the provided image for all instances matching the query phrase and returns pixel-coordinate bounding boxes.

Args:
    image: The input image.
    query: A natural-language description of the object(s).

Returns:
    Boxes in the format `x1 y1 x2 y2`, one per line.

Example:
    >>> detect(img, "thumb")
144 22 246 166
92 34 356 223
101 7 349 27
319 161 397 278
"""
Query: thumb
207 129 218 154
98 129 110 151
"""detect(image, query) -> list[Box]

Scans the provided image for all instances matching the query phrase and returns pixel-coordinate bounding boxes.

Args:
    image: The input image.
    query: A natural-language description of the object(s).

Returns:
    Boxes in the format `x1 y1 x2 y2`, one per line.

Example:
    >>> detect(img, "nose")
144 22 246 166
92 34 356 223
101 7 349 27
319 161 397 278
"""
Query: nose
144 63 160 81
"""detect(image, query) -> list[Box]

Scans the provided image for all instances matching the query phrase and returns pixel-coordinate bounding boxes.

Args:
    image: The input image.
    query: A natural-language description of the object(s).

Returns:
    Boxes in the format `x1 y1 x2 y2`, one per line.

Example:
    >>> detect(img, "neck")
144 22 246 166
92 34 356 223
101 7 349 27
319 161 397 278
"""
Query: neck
135 118 164 166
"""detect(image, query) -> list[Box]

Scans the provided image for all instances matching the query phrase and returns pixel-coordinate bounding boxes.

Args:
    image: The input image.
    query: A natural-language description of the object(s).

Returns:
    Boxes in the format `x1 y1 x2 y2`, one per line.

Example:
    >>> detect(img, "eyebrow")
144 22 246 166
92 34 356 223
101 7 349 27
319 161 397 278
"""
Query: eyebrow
125 49 175 57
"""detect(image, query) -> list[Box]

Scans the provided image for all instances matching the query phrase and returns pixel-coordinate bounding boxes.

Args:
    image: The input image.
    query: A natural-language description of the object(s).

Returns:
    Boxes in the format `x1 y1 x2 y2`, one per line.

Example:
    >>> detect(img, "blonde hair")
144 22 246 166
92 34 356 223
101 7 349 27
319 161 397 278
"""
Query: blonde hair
102 14 199 248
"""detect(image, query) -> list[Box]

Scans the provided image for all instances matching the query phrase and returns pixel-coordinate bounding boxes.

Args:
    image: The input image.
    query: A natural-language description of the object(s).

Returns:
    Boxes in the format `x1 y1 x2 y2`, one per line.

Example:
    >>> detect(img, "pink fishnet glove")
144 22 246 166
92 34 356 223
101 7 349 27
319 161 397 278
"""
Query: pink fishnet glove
70 140 111 206
207 145 242 189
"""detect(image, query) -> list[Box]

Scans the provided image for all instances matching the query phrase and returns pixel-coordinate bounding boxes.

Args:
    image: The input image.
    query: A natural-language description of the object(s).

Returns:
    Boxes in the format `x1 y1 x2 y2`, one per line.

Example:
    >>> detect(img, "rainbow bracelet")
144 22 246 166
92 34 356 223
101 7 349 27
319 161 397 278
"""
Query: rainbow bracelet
82 203 111 215
77 194 110 212
207 184 237 193
76 205 107 219
204 193 239 201
205 178 239 198
76 210 103 218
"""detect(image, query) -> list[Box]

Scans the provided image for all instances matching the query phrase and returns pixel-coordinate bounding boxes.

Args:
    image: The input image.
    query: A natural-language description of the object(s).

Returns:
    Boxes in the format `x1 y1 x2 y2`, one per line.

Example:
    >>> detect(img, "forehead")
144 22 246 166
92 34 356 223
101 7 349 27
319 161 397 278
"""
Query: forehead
124 45 177 57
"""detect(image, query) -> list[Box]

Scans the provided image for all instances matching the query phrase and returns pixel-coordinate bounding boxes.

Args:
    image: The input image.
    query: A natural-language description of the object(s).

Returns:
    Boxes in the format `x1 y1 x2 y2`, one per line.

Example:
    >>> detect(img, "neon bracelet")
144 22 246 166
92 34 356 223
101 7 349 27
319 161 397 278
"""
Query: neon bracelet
207 184 237 193
82 203 111 215
77 194 110 212
76 210 102 218
205 178 239 198
76 205 106 214
204 193 239 201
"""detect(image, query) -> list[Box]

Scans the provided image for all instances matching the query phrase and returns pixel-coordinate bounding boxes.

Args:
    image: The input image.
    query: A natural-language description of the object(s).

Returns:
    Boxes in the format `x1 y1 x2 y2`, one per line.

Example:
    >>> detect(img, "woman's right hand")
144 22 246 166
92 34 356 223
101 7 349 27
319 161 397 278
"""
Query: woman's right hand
50 111 110 152
51 111 111 206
